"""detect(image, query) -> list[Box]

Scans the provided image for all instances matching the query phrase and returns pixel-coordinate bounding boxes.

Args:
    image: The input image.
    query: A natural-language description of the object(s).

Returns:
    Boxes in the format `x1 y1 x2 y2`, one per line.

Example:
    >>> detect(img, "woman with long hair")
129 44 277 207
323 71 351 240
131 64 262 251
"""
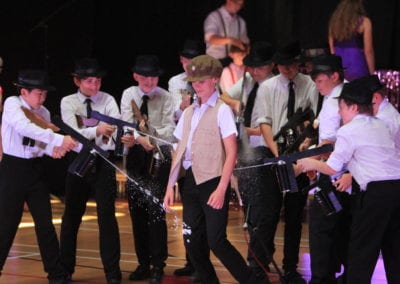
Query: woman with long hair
328 0 375 81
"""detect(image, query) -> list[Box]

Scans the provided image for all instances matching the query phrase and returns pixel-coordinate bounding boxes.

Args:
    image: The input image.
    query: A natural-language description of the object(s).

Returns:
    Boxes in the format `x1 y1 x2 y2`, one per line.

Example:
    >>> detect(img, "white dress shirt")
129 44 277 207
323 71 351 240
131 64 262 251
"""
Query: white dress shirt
60 90 120 151
120 85 175 142
327 114 400 190
2 96 64 158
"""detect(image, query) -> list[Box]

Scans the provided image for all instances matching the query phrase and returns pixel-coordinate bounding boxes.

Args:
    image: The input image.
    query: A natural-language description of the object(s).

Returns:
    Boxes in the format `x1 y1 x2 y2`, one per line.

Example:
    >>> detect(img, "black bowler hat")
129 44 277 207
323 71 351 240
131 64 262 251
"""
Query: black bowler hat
132 55 164 77
14 69 55 91
338 80 373 105
310 54 344 76
180 40 205 59
350 74 383 93
72 58 106 78
243 41 275 67
272 40 301 65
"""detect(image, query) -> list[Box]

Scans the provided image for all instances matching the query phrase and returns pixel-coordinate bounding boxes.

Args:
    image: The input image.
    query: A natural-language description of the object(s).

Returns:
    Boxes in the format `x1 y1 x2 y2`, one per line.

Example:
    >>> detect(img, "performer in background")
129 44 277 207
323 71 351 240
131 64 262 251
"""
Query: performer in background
0 69 77 284
221 41 276 278
121 54 175 284
328 0 375 81
298 78 400 283
60 58 133 284
253 40 319 284
204 0 249 66
307 54 352 283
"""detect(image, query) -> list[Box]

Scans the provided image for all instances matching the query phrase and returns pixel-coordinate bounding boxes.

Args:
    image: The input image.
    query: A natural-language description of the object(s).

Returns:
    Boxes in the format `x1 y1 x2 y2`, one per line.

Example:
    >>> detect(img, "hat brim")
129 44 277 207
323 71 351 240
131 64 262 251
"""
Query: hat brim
180 52 201 59
132 68 164 77
184 74 212 82
72 71 107 78
272 54 300 66
243 57 273 68
14 82 55 91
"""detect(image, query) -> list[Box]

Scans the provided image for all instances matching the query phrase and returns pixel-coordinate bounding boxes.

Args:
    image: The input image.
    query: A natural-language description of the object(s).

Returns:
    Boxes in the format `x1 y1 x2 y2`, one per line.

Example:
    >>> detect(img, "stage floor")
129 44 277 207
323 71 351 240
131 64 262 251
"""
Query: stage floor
1 196 387 284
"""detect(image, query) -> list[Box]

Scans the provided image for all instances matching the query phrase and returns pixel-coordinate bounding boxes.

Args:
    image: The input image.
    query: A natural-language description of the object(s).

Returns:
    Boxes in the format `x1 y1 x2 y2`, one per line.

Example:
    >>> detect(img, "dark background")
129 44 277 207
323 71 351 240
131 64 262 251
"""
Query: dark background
1 0 399 114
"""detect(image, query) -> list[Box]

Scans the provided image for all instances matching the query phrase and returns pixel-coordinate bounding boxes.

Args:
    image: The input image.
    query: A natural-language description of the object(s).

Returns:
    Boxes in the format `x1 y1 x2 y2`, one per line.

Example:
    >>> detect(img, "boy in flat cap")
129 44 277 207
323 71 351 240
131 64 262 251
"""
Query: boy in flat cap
163 55 268 284
121 54 175 284
60 58 133 284
168 39 205 279
298 79 400 283
0 69 77 284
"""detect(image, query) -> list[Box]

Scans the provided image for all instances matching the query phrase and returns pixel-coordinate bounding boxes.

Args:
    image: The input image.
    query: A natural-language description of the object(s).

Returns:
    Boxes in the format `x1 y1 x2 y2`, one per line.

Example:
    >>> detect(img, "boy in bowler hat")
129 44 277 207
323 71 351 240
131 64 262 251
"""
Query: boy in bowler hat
298 78 400 283
59 58 134 284
221 41 277 278
307 54 352 283
0 69 77 284
252 40 319 283
120 54 175 284
169 39 205 123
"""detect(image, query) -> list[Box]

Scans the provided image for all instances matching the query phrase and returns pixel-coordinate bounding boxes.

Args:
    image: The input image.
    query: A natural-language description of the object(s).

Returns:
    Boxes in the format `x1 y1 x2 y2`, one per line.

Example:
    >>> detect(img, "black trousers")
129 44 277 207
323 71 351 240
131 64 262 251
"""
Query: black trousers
125 144 170 269
60 152 121 281
309 174 352 284
347 180 400 283
0 154 66 280
238 146 309 273
282 174 309 272
182 168 252 284
237 146 281 271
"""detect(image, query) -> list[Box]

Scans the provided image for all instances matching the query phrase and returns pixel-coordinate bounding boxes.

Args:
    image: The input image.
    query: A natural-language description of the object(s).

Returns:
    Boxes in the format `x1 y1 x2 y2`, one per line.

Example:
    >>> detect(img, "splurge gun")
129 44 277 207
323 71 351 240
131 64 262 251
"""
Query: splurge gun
89 110 137 157
52 116 110 177
263 144 334 193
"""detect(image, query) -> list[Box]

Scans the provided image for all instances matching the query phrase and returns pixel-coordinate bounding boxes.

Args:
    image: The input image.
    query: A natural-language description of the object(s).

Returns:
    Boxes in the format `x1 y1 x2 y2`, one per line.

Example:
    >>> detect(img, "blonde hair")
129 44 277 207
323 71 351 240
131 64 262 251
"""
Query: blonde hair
328 0 367 41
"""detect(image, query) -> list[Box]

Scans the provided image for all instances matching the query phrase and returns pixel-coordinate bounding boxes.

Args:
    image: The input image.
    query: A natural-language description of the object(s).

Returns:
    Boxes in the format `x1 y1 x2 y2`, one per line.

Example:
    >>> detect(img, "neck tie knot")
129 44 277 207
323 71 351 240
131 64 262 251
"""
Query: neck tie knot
85 98 92 118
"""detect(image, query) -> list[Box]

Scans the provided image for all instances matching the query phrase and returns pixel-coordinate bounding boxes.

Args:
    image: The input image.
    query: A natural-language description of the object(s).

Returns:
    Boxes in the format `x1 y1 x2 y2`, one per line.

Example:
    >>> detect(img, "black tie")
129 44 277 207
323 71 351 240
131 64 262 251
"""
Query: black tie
243 82 259 127
85 98 92 118
287 81 295 119
140 95 149 118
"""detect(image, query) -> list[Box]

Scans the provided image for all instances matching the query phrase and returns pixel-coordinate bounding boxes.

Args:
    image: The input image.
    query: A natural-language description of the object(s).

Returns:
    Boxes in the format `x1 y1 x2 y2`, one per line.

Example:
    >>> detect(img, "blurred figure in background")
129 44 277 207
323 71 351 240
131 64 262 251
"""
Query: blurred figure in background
328 0 375 81
204 0 249 67
219 45 248 93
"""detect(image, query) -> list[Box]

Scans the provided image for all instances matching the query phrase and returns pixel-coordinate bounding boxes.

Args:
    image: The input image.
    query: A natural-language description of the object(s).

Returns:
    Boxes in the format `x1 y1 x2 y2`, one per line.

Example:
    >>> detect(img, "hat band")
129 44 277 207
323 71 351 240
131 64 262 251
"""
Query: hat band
313 64 337 72
75 68 100 74
18 77 47 86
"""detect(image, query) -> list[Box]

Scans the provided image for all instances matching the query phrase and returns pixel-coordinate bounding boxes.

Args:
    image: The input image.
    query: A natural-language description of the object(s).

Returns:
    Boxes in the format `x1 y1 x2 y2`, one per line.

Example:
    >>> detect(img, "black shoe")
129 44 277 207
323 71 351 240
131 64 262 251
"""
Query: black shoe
149 267 164 284
107 279 121 284
190 271 201 283
129 265 150 281
48 278 69 284
174 264 195 276
284 271 307 284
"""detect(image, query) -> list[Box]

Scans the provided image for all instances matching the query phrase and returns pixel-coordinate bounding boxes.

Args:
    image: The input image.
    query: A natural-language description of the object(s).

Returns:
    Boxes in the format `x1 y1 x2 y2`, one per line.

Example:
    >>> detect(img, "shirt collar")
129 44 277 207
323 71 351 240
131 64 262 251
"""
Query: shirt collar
77 90 99 104
139 86 159 99
202 90 219 108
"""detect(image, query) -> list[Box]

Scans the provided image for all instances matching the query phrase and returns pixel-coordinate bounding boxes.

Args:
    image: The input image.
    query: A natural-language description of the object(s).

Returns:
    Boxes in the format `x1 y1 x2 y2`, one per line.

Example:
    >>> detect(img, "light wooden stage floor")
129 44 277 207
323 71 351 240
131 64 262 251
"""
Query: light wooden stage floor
1 197 388 284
